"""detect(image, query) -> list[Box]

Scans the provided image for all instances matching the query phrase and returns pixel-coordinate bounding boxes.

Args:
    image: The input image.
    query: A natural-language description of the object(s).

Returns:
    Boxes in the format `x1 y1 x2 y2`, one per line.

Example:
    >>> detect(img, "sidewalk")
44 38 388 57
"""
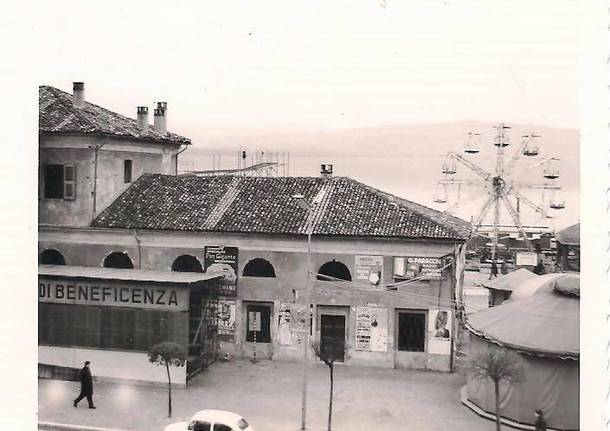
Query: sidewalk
39 359 494 431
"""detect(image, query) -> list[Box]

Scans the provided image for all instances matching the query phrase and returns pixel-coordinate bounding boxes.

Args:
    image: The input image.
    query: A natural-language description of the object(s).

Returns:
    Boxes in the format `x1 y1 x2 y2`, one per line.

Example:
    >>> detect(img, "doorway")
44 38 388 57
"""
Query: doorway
395 309 427 369
320 314 346 362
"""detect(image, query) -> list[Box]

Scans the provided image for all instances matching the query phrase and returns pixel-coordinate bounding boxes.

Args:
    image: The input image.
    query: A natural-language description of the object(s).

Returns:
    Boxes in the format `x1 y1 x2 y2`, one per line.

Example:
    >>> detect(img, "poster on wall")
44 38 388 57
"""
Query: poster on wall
394 256 445 280
355 306 388 352
204 246 238 295
217 299 236 338
355 255 384 286
278 303 307 347
428 309 452 355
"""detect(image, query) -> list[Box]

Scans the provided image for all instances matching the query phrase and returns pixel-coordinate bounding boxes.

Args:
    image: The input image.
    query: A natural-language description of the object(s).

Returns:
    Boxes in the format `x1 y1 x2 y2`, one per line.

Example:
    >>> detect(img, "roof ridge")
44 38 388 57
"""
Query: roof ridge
202 177 242 230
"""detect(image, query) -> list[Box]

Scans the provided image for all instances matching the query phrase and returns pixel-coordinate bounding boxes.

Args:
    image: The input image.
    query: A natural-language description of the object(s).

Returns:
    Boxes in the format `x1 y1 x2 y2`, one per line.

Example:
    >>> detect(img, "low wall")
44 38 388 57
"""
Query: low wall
38 345 187 387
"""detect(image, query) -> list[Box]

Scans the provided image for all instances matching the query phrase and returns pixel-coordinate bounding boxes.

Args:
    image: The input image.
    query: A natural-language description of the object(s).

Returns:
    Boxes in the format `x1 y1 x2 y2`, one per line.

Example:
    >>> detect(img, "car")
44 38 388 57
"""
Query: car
164 410 255 431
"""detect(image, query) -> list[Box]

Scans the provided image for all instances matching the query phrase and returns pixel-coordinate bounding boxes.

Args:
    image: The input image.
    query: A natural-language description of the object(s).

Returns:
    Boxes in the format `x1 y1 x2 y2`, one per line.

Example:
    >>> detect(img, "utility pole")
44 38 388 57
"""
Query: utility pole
292 194 314 430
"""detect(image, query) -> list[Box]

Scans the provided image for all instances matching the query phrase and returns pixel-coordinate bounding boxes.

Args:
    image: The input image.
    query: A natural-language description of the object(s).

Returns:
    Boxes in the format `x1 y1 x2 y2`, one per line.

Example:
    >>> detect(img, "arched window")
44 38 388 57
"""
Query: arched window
317 260 352 281
171 255 203 273
39 249 66 265
243 258 276 277
103 252 134 269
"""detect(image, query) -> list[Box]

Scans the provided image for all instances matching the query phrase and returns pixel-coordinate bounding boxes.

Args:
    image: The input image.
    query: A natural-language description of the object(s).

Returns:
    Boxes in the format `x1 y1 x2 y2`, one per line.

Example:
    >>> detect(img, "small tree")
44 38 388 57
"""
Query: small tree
469 345 525 431
311 340 349 431
148 341 187 418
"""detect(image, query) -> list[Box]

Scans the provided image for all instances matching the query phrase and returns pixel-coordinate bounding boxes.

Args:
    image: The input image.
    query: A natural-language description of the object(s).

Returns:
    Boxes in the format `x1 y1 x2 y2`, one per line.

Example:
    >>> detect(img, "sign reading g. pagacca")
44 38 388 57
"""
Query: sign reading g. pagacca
38 277 189 311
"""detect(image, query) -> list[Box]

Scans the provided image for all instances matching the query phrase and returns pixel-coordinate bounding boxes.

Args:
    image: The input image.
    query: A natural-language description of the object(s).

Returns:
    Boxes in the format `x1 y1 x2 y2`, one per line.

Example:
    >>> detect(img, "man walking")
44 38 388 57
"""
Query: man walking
73 361 96 409
489 260 498 280
534 409 547 430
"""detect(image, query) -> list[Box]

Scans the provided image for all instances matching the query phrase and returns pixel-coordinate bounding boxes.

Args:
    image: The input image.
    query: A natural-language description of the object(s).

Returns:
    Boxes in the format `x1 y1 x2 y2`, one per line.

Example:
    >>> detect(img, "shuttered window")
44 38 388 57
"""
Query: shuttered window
63 165 76 200
38 303 187 352
43 164 76 200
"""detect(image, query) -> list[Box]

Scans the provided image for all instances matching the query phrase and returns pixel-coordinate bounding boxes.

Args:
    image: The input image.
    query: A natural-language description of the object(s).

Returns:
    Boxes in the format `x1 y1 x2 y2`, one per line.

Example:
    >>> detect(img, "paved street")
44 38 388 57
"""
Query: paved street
39 359 494 431
463 270 490 314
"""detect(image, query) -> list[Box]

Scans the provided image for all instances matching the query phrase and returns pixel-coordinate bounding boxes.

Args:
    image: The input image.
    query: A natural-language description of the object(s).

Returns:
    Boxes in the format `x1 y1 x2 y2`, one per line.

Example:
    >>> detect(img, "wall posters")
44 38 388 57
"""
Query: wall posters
355 306 388 352
394 256 444 280
428 309 452 355
217 299 236 338
355 255 384 286
277 303 308 347
204 246 238 295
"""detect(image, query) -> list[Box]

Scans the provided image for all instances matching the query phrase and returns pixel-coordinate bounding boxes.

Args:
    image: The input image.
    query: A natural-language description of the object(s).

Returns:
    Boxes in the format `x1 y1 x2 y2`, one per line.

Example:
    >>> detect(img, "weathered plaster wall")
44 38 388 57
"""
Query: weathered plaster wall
39 135 180 227
39 227 459 371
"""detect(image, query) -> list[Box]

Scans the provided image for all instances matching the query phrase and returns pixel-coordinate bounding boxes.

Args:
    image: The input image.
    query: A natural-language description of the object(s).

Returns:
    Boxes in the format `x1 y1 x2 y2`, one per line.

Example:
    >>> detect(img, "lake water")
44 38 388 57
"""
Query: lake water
179 152 579 231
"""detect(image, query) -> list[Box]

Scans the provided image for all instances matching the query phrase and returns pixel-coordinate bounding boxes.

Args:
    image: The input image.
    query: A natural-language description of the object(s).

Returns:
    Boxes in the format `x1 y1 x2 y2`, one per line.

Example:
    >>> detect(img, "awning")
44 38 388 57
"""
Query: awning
38 265 223 284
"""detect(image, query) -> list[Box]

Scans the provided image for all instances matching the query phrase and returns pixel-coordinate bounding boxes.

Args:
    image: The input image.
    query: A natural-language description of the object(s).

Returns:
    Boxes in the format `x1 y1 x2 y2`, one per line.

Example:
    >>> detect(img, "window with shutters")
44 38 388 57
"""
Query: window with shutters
43 164 76 200
63 165 76 200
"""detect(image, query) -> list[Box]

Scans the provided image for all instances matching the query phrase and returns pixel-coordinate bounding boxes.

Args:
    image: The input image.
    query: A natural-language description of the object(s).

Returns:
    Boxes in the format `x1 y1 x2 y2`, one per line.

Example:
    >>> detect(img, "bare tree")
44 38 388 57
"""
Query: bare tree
148 341 187 418
311 340 348 431
469 345 525 431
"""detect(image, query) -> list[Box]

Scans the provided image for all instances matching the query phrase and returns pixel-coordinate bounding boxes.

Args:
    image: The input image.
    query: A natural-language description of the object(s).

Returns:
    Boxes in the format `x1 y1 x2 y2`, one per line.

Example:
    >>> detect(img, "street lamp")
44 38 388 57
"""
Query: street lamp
292 193 314 431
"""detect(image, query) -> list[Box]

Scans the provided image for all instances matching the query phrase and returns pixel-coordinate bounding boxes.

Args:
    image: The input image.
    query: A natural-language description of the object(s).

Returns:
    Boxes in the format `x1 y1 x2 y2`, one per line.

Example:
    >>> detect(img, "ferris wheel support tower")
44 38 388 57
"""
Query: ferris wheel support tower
434 123 565 260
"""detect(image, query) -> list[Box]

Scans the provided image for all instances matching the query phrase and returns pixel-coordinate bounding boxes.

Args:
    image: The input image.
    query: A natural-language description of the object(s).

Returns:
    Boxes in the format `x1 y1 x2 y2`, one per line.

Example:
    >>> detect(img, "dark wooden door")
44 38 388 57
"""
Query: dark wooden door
320 314 346 362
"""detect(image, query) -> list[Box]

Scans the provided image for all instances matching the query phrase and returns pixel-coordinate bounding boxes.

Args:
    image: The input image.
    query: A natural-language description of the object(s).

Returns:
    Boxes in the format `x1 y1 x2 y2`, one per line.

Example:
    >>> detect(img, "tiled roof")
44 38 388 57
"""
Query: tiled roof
39 85 191 145
92 174 471 241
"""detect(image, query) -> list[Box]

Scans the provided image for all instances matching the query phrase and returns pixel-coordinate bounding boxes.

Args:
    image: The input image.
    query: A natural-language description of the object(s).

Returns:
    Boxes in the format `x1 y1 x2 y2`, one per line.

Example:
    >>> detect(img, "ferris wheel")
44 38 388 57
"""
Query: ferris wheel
433 123 565 259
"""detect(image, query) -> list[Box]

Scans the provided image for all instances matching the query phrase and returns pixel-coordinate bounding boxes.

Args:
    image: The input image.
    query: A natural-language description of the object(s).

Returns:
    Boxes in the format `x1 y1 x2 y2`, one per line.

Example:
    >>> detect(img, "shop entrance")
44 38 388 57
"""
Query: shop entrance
394 309 427 369
243 302 273 359
320 314 346 362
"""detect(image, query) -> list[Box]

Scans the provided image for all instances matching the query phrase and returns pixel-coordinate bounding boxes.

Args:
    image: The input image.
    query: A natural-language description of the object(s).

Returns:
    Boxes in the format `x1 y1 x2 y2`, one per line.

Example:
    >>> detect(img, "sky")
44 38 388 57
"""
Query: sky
32 0 582 134
28 0 585 228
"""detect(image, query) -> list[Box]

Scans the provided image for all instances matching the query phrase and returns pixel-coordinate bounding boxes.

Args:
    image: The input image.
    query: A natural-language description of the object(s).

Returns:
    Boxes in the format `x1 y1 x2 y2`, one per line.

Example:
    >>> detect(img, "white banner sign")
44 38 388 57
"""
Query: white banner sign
516 252 538 266
38 277 189 311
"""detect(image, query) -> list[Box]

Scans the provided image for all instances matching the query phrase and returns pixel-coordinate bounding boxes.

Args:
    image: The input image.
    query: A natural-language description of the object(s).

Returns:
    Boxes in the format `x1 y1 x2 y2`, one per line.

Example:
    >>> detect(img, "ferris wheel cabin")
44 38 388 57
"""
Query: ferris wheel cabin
543 158 560 179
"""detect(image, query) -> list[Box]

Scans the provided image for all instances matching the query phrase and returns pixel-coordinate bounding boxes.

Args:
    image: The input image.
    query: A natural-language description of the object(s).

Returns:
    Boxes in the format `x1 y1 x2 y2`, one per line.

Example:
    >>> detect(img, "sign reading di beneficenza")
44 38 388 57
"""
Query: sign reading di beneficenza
38 278 189 311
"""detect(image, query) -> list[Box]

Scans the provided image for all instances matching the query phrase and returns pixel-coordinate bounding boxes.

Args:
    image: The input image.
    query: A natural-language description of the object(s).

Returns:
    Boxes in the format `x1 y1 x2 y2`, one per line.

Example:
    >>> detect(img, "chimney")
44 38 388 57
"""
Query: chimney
320 163 333 178
73 82 85 108
153 102 167 135
137 106 149 133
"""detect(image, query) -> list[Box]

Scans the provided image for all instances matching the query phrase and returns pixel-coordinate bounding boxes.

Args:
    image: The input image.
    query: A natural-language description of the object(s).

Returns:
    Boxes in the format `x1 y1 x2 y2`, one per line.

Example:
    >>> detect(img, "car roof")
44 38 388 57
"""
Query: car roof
191 409 245 425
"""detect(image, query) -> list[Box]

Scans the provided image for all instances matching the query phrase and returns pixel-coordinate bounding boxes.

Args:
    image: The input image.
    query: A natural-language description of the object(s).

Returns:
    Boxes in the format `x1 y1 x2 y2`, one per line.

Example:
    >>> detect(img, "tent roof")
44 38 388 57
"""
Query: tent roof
481 268 538 292
466 273 579 359
555 222 580 246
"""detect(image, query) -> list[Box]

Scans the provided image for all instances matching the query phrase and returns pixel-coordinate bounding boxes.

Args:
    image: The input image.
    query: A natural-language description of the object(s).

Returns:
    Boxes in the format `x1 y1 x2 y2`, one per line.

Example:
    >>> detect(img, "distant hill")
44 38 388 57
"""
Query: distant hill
183 121 579 188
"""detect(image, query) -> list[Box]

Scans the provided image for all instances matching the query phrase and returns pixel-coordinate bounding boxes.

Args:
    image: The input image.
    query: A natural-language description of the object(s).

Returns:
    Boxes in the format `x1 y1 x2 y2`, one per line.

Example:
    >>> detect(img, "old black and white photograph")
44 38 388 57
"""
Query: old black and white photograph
0 0 608 430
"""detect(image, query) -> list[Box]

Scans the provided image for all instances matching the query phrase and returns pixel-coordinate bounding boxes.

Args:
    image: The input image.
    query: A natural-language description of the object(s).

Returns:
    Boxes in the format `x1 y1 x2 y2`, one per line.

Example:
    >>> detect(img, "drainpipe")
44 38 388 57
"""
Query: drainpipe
90 140 107 219
133 229 142 269
174 144 190 175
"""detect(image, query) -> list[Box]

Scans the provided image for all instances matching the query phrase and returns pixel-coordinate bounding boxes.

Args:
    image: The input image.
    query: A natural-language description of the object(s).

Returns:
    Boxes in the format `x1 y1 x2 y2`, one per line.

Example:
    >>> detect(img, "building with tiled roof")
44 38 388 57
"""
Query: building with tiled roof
38 82 471 385
92 174 470 241
39 85 190 145
39 82 191 227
